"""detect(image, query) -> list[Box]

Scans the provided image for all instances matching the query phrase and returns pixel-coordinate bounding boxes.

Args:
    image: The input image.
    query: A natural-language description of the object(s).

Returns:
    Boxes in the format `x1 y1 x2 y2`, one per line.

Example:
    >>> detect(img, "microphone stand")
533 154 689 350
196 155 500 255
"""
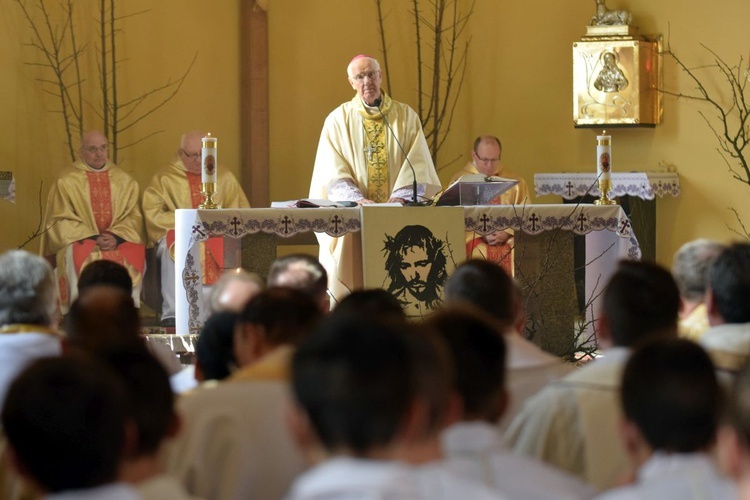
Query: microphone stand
377 100 425 207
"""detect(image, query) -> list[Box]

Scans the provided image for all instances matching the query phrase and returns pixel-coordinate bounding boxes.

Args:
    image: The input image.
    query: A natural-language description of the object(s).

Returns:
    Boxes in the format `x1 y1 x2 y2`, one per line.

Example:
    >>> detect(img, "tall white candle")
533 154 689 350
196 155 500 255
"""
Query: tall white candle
201 133 217 184
596 131 611 182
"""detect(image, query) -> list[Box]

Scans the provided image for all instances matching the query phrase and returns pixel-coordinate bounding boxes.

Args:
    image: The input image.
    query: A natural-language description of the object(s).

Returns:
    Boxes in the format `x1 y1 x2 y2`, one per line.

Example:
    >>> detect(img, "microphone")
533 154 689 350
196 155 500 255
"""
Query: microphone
377 100 424 206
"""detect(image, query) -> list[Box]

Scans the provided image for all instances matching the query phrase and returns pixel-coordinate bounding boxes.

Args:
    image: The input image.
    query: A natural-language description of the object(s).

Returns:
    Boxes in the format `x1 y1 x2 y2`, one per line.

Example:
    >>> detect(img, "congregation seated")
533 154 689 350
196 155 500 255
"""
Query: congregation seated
425 306 596 499
40 130 145 312
330 287 407 323
163 288 322 500
594 338 733 499
1 356 139 498
699 243 750 375
506 260 680 490
194 311 239 383
0 250 62 500
717 359 750 496
141 130 250 326
98 344 200 499
671 239 725 341
286 313 497 499
444 258 574 431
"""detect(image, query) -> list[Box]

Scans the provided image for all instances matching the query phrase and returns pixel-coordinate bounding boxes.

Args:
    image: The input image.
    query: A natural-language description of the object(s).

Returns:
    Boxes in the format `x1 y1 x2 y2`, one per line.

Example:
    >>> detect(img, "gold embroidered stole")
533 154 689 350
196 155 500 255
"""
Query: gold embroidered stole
86 171 113 234
358 94 393 203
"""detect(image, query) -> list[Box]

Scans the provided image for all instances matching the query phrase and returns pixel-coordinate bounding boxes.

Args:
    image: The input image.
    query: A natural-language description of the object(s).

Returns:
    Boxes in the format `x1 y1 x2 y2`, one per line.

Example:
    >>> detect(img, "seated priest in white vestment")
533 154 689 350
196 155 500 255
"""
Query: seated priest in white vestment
671 239 725 342
506 261 680 491
426 307 596 500
594 338 734 500
285 313 499 500
699 243 750 376
163 289 323 500
309 55 441 304
142 130 250 326
40 130 145 312
448 136 529 275
443 259 574 432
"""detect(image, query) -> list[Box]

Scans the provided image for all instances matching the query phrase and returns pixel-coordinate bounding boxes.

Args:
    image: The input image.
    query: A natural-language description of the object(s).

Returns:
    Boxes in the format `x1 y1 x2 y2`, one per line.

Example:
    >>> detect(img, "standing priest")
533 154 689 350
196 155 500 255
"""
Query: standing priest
309 55 441 303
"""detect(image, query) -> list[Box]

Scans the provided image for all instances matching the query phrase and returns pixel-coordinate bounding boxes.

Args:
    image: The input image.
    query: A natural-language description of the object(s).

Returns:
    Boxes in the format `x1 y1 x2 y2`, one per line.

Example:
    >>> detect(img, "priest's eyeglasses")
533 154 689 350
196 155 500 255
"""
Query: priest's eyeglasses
476 155 501 163
84 145 109 153
352 70 380 82
180 149 201 159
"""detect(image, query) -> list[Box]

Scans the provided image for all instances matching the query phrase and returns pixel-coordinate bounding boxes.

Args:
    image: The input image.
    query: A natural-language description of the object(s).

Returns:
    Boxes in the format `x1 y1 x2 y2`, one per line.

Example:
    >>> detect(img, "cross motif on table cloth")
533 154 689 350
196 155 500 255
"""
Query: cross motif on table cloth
230 216 242 236
331 215 342 234
184 270 201 286
281 215 292 235
191 224 206 238
577 212 588 232
478 213 491 232
529 213 539 231
618 218 631 235
565 181 575 197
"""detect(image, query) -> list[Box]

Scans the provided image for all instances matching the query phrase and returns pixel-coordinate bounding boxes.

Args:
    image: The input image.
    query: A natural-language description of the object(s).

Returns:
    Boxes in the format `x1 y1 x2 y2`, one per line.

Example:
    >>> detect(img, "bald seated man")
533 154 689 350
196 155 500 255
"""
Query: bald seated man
142 131 250 326
40 130 146 313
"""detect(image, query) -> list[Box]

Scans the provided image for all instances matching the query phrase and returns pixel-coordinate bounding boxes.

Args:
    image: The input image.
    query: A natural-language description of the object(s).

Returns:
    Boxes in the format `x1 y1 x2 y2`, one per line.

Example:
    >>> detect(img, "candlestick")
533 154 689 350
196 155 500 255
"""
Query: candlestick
199 133 221 209
595 131 616 205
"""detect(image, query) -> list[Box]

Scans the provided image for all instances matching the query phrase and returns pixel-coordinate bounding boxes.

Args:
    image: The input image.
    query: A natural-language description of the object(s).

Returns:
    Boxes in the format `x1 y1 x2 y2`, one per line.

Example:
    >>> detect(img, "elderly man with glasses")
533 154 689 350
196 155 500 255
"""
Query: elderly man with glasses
309 55 441 304
142 130 249 326
40 130 146 312
448 135 529 274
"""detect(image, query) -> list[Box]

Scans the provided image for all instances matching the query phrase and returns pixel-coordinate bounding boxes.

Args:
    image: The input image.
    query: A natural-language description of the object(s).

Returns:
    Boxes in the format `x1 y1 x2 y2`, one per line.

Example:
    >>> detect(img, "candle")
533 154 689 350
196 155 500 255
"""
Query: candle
201 133 218 184
596 131 611 182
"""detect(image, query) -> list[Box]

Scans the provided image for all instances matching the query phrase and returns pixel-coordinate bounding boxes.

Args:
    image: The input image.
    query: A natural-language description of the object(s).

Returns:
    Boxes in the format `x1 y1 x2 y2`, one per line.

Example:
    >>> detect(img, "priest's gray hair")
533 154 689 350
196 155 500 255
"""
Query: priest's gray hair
346 57 380 78
0 250 58 327
672 239 726 302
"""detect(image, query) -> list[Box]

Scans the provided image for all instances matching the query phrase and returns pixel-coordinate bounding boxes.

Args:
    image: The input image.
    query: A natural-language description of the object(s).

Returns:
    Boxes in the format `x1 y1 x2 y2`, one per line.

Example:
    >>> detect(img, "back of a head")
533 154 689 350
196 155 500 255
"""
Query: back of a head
99 343 174 458
444 259 516 331
208 269 264 314
672 239 725 302
77 259 133 295
727 361 750 449
267 254 328 309
0 250 57 327
423 306 507 423
710 243 750 324
292 314 414 456
1 355 127 493
621 338 720 452
64 285 141 353
602 260 679 347
331 288 407 323
196 311 239 380
239 287 323 347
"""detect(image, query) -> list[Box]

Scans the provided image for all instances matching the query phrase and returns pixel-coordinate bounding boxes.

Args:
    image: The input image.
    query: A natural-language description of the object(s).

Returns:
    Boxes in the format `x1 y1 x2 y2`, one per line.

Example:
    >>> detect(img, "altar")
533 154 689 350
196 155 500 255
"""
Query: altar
175 205 639 355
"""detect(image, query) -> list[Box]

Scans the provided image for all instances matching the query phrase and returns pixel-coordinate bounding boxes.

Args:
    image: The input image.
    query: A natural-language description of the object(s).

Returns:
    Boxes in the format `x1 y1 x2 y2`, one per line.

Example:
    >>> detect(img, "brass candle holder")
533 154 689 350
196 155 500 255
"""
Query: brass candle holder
199 182 221 209
594 178 616 205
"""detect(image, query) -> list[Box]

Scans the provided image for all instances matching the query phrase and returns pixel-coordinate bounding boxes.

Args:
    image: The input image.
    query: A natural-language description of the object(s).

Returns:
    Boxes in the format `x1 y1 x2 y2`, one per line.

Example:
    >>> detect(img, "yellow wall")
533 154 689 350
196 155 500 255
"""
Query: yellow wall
3 0 750 266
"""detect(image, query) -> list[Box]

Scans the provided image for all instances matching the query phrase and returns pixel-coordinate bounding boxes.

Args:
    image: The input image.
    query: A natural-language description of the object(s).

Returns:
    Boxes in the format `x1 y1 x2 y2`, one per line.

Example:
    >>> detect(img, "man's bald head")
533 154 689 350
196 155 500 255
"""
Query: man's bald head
79 131 109 170
178 130 205 174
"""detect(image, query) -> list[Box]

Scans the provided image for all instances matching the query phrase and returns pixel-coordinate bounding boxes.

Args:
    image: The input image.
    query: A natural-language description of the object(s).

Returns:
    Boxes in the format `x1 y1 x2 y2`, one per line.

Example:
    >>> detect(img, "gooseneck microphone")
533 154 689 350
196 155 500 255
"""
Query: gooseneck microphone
376 100 423 206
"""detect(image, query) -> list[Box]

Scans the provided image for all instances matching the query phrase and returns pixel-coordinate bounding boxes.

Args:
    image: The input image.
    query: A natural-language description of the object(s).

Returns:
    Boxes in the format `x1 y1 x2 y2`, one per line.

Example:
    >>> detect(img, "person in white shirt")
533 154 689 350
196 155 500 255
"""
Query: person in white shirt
506 260 681 490
425 306 596 500
286 314 497 499
699 243 750 375
1 356 141 499
595 338 734 499
444 258 574 431
100 345 201 500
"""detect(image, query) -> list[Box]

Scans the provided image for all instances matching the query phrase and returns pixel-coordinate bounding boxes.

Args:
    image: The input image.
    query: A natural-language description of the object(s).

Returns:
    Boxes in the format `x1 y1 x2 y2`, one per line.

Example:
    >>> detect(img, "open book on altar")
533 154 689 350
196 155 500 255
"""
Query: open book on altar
434 174 519 206
270 199 359 208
